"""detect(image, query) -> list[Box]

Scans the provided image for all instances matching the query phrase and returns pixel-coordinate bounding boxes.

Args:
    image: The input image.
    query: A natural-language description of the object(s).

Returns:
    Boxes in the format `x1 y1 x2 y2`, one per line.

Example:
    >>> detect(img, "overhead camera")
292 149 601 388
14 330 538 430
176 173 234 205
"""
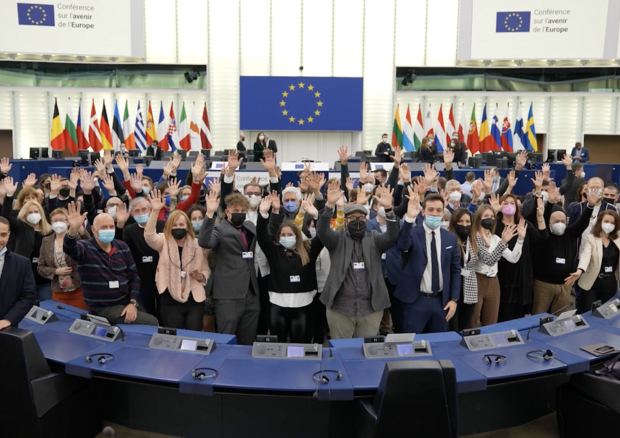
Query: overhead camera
184 67 200 83
401 69 416 86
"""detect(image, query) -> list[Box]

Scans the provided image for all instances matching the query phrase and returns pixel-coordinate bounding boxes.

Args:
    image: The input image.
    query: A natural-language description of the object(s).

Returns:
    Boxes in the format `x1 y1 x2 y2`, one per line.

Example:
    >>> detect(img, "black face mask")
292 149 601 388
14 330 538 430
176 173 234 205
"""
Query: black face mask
59 187 70 197
455 225 471 239
171 228 187 240
481 218 495 230
603 197 617 205
230 213 246 227
347 219 366 238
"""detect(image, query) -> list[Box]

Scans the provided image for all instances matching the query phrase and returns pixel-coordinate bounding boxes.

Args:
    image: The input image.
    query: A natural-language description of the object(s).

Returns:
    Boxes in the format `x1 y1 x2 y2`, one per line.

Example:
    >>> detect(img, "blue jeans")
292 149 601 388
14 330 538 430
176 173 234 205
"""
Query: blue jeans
36 283 52 302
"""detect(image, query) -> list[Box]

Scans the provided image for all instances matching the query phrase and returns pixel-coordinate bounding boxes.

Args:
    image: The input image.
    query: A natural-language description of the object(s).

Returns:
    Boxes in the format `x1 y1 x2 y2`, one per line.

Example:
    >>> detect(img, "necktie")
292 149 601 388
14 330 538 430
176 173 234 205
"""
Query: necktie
238 228 248 250
431 231 440 293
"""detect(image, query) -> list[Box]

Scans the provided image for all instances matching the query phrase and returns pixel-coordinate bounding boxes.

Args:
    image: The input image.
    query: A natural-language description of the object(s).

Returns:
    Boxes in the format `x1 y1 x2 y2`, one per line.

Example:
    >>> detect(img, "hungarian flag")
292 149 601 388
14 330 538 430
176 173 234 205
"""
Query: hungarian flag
200 103 213 149
189 103 201 151
178 102 191 151
122 101 135 150
99 101 114 151
157 101 169 151
467 104 480 154
89 100 102 152
413 104 425 151
145 101 156 146
76 100 89 150
64 99 78 154
402 104 414 152
112 101 124 151
391 104 403 149
167 102 180 152
50 98 64 150
446 104 456 146
457 103 467 147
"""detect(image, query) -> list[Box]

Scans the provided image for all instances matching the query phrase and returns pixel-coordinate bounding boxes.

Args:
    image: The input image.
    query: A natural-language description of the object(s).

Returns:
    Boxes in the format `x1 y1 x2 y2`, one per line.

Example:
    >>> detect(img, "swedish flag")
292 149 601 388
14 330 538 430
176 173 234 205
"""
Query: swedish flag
17 3 55 27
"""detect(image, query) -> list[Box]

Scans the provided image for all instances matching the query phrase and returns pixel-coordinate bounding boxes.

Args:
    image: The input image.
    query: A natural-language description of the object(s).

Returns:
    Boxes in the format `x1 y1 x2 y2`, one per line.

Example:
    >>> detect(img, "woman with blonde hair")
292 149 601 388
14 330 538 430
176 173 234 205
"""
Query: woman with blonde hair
145 190 211 331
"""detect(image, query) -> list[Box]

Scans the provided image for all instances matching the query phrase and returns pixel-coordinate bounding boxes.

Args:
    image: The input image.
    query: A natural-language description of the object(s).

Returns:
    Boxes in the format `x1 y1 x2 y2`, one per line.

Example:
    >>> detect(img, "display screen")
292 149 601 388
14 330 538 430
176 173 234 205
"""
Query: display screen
180 340 198 351
492 334 507 346
287 346 305 358
396 344 414 356
93 326 108 338
564 319 576 330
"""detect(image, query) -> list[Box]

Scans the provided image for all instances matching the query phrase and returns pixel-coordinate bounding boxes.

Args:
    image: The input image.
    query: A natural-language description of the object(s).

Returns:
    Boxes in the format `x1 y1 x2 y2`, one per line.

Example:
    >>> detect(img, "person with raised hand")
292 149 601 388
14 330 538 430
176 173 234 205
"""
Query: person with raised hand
143 190 210 330
152 154 204 222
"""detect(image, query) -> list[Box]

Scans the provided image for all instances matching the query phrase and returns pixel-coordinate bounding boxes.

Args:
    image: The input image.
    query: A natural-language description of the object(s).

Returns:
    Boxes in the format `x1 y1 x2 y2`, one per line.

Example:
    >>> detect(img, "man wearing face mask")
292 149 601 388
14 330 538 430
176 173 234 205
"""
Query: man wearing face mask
396 192 461 333
444 179 475 214
64 204 157 325
531 185 597 315
199 192 260 345
375 134 394 163
602 184 619 210
559 154 585 209
571 141 589 164
48 174 78 211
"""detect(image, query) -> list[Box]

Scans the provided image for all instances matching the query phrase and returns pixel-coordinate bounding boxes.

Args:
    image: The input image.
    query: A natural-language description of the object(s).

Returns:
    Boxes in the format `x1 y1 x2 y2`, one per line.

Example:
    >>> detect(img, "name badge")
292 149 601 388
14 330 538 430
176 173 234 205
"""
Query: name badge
109 281 119 288
181 271 186 279
142 256 153 263
353 262 365 270
381 253 387 260
242 251 254 259
461 269 471 277
556 258 566 265
290 275 300 283
605 266 613 273
32 257 38 263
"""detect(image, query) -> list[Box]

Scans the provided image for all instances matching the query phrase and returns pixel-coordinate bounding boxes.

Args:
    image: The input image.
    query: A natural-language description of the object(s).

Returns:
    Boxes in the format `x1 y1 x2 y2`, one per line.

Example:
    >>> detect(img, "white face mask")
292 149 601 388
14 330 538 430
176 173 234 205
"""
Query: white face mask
580 172 586 178
449 191 462 203
477 192 486 202
26 213 41 224
440 221 450 230
382 137 388 143
364 183 375 194
107 206 117 219
309 228 317 238
550 222 566 236
377 206 386 218
52 221 68 234
247 195 261 208
259 135 265 141
541 191 549 203
602 223 615 235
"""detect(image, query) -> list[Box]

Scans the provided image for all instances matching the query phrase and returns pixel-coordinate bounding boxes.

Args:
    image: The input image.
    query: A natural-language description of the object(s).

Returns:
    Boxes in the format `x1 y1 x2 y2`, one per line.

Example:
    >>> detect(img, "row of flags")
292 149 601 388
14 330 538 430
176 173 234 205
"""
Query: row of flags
392 102 538 154
50 99 214 153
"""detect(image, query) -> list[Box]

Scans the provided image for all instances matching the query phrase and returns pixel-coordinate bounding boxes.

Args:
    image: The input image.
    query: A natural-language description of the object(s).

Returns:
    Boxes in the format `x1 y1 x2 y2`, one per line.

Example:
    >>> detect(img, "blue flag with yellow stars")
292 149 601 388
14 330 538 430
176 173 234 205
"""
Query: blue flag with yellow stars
17 3 55 27
240 76 363 131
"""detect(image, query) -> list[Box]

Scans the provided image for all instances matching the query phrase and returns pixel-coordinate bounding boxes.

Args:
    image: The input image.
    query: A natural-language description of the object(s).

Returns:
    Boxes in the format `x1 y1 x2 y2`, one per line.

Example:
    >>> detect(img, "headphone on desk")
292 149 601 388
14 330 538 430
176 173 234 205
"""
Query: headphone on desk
192 367 218 380
483 354 507 365
312 370 342 384
86 353 115 364
526 349 554 361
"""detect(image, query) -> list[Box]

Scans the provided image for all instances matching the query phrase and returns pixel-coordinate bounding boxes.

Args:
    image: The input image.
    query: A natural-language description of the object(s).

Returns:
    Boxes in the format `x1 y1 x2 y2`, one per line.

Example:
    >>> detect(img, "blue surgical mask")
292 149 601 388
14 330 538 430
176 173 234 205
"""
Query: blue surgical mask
492 177 498 182
142 186 150 195
96 229 115 244
284 201 298 213
163 195 171 207
279 236 296 249
192 220 203 232
181 195 189 202
134 213 149 225
425 216 442 230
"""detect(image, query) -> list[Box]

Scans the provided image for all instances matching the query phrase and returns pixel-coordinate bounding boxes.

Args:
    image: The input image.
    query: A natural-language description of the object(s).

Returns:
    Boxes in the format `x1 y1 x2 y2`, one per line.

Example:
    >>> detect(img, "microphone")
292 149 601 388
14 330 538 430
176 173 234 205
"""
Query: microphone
551 302 574 316
312 348 331 399
57 304 88 320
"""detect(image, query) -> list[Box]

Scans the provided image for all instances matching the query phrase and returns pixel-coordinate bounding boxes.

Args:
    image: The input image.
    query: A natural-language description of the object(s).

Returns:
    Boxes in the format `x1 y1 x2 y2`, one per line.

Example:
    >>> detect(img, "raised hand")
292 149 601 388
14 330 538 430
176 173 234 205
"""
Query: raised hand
542 162 551 181
335 190 345 210
251 176 258 184
326 179 341 207
259 194 272 215
374 187 394 208
0 179 7 197
443 148 454 165
67 201 87 232
0 157 11 174
172 153 183 171
501 223 517 245
168 179 181 197
191 154 206 180
536 197 544 219
103 150 114 167
100 174 115 192
531 171 543 191
400 163 411 183
135 163 144 176
149 190 165 211
208 179 221 196
489 192 501 213
270 190 281 213
79 170 96 193
345 177 354 192
205 189 219 217
69 169 79 190
515 150 528 170
507 170 517 188
163 157 175 177
470 182 482 203
50 174 62 194
337 145 352 165
586 187 600 207
422 163 437 186
275 166 282 179
405 185 421 219
560 153 571 170
415 177 428 196
93 158 106 176
116 203 130 227
227 149 242 170
115 154 129 173
391 145 403 166
483 170 493 193
129 173 143 193
547 182 561 204
356 187 371 205
302 195 319 218
517 218 527 239
3 176 17 196
360 162 369 183
23 173 37 188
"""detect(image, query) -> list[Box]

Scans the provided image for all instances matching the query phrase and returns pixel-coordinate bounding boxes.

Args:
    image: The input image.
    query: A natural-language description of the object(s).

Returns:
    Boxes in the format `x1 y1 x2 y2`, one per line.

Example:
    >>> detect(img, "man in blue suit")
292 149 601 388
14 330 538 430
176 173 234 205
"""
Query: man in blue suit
570 142 589 164
395 190 461 333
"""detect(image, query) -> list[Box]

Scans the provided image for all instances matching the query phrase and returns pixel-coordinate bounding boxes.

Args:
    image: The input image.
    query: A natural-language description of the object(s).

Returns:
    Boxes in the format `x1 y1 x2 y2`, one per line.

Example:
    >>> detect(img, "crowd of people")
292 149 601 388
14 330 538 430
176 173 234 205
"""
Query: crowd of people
0 142 618 344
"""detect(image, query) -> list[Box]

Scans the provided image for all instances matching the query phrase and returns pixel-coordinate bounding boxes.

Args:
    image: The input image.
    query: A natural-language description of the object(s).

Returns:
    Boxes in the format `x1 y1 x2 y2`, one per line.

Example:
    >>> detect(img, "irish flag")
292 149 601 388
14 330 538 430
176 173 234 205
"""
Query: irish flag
122 101 136 150
391 104 403 149
64 100 78 154
402 104 414 152
50 98 64 150
178 102 191 151
413 104 425 150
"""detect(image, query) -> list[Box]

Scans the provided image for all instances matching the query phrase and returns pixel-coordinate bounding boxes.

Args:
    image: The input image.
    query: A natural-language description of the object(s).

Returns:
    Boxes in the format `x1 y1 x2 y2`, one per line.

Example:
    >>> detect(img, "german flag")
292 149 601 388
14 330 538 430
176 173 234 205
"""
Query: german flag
100 100 114 150
50 98 64 150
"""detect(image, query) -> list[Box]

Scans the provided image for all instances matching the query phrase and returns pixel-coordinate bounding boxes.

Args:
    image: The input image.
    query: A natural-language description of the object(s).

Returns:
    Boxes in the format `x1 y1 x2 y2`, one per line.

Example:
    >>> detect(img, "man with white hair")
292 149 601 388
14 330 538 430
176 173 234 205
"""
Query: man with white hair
444 179 476 213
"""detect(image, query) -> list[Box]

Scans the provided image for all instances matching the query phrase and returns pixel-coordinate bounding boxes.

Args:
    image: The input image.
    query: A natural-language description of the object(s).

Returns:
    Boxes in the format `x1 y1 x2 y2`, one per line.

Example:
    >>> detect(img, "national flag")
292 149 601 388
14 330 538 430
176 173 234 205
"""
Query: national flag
145 101 156 146
89 100 102 152
167 102 180 152
446 104 456 146
434 104 446 152
63 99 78 154
112 101 124 151
413 104 425 151
50 97 64 150
479 103 491 153
134 101 147 152
458 103 467 147
157 101 169 151
424 104 434 137
122 101 135 150
178 102 191 151
501 104 514 152
467 104 480 155
490 104 502 151
200 103 213 149
513 102 526 151
391 104 403 149
189 103 202 151
99 101 114 151
402 104 415 152
525 103 538 152
76 100 89 150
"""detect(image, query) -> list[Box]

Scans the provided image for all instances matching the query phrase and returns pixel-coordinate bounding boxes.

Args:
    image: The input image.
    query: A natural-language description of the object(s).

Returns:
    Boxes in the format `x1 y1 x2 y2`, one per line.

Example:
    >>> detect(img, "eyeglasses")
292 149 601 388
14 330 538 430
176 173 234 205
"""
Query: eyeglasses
346 216 366 221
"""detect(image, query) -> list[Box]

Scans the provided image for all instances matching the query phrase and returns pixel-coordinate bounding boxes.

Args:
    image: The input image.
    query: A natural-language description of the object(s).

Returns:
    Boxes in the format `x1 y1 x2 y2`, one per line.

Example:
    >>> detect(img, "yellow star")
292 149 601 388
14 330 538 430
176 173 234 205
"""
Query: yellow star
314 92 321 98
317 101 323 107
282 110 288 115
282 91 288 97
308 85 314 91
307 117 314 123
298 119 304 125
298 82 305 88
289 117 295 123
279 100 286 106
289 84 295 91
314 110 321 116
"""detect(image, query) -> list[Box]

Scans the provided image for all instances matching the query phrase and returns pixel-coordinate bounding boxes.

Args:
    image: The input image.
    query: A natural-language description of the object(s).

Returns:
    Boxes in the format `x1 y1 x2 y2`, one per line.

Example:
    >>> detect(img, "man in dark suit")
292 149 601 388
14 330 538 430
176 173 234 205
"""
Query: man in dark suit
0 217 36 329
146 140 163 161
199 191 260 345
374 134 394 163
264 133 277 157
236 132 247 162
559 153 585 206
395 192 461 333
571 142 589 164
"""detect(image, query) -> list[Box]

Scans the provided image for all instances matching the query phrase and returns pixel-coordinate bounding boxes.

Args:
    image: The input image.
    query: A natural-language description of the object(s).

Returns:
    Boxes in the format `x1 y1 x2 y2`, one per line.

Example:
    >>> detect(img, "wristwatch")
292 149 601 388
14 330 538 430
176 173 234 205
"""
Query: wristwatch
130 300 138 308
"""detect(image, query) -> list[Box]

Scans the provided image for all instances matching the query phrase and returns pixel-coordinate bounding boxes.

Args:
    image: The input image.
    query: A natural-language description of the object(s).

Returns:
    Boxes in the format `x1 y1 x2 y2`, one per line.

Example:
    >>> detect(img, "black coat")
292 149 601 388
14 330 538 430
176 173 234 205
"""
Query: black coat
419 147 434 163
0 249 36 326
374 143 394 163
1 195 51 258
146 145 163 160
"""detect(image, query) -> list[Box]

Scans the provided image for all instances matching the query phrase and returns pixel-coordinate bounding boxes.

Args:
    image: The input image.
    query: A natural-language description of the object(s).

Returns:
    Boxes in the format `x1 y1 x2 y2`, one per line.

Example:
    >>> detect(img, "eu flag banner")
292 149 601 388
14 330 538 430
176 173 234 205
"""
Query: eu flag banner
17 3 55 27
240 76 363 131
496 12 530 33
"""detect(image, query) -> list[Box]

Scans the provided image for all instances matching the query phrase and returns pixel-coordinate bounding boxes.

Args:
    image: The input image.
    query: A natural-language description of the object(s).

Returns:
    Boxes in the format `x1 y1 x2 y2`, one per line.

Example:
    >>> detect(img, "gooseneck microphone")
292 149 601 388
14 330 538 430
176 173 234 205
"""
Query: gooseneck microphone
552 302 574 316
526 302 575 341
57 304 87 319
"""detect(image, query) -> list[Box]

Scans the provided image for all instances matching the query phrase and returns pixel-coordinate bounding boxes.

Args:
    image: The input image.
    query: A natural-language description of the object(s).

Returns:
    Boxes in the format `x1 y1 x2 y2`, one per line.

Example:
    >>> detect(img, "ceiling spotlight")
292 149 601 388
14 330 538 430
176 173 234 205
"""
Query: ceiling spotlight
184 67 200 83
401 69 416 86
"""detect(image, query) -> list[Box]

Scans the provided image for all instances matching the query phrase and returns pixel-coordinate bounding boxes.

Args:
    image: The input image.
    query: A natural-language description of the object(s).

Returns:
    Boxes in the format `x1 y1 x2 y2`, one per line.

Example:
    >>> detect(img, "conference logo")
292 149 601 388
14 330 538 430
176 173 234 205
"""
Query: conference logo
496 11 531 33
17 3 56 27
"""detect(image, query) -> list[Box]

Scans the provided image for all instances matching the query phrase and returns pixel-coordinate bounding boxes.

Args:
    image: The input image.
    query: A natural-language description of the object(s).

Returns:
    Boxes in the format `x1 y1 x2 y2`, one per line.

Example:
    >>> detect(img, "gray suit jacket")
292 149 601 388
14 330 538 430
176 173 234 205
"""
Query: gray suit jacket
198 216 259 299
316 206 400 312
